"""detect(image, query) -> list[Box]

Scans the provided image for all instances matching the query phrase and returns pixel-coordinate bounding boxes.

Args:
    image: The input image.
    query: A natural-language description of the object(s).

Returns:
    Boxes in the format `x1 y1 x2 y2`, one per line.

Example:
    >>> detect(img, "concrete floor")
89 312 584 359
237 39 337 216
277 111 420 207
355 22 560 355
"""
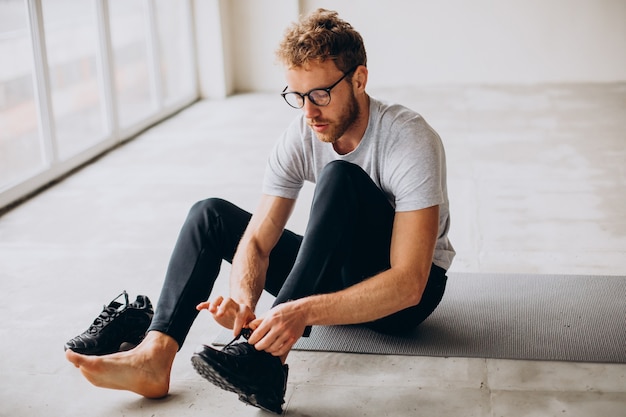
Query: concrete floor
1 84 625 416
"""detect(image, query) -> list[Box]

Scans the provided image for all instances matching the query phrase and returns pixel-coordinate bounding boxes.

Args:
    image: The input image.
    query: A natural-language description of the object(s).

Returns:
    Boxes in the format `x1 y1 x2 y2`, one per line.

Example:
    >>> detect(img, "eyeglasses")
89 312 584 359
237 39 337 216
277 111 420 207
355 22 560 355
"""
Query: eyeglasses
281 66 358 109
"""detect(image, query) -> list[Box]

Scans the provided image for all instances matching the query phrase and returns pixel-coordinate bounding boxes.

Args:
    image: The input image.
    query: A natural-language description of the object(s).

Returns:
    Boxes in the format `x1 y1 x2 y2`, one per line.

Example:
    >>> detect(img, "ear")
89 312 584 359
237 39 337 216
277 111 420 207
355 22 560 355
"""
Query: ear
352 65 368 92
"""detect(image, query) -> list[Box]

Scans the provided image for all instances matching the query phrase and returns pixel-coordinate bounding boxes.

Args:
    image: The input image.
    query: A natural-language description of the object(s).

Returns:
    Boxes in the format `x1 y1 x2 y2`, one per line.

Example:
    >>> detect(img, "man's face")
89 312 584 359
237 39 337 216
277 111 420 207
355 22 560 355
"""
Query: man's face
285 61 360 144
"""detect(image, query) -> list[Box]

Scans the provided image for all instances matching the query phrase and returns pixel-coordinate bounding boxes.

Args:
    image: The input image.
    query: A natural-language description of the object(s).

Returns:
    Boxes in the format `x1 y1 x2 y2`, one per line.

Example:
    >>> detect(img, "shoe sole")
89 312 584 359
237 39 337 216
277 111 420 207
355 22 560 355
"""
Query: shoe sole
191 353 283 414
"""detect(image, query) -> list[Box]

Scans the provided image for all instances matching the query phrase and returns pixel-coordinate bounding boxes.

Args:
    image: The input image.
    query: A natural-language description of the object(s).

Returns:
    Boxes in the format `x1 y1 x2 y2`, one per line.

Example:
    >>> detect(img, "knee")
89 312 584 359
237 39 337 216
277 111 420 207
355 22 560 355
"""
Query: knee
317 161 365 190
187 197 228 224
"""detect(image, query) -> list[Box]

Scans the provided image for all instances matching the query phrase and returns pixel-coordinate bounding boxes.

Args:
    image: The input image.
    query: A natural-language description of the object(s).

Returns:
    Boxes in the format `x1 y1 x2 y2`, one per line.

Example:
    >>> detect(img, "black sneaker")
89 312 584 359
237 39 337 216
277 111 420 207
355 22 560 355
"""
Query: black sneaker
64 291 154 355
191 337 288 414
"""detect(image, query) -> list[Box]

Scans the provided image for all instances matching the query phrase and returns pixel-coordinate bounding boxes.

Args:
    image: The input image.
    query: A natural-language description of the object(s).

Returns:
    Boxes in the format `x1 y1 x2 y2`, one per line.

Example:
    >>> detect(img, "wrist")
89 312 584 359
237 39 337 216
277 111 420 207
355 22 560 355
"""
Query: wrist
292 296 318 326
230 288 256 311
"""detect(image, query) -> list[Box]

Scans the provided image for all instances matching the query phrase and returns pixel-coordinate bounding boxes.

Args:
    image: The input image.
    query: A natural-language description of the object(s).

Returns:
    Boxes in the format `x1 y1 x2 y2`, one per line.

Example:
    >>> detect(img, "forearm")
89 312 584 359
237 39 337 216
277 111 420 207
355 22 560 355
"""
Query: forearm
228 195 295 311
229 237 269 311
247 207 438 356
296 267 428 326
292 206 437 327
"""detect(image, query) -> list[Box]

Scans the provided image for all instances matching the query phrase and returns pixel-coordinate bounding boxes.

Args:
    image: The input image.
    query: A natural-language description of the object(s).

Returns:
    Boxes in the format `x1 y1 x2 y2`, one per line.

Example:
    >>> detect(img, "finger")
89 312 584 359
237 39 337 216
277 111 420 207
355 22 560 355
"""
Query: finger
268 335 296 357
195 301 210 311
248 318 261 331
258 334 284 354
209 296 224 313
246 319 267 345
233 315 245 337
216 297 233 317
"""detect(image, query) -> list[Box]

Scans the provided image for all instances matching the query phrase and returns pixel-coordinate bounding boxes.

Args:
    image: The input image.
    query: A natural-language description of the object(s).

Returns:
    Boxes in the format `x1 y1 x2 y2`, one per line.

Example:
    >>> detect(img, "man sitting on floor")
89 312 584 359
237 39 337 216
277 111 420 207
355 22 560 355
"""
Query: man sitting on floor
65 8 454 414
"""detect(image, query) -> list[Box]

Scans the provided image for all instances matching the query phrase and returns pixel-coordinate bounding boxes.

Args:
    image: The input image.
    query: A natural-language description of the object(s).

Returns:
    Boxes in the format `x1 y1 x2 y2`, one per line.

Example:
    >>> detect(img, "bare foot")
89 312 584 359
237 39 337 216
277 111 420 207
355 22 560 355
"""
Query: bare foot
65 331 178 398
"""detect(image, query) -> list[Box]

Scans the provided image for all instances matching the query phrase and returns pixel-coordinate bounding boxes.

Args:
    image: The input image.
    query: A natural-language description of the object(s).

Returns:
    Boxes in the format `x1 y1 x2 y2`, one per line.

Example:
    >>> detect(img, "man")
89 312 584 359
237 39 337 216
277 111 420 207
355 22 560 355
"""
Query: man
65 8 454 414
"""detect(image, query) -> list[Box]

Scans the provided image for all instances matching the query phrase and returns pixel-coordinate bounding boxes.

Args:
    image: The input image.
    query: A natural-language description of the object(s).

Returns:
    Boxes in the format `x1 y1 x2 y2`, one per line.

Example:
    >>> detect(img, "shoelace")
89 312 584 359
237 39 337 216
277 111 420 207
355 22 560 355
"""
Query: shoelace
223 328 252 349
86 291 130 335
87 305 121 334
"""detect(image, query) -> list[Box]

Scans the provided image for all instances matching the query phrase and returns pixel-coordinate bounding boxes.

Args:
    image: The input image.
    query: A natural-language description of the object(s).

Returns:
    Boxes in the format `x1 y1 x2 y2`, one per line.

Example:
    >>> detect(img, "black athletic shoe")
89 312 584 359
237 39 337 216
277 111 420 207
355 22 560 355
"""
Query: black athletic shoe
191 338 288 414
64 291 154 355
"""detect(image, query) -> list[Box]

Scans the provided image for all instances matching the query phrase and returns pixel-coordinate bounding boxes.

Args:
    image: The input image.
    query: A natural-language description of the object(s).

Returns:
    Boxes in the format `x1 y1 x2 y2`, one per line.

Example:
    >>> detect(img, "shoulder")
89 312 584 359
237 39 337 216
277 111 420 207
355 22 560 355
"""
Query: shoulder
370 98 437 141
369 98 441 153
372 98 421 125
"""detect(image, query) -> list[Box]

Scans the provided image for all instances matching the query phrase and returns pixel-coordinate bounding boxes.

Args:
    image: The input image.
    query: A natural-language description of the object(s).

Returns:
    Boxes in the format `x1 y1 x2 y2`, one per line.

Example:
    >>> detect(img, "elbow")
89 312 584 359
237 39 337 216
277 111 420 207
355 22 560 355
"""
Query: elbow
398 283 424 309
405 289 424 308
401 272 429 308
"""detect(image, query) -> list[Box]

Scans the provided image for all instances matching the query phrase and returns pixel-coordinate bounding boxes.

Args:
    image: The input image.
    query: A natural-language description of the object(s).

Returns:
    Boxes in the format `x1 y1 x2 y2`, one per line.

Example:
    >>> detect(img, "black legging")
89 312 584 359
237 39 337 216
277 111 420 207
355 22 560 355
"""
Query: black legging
148 161 447 347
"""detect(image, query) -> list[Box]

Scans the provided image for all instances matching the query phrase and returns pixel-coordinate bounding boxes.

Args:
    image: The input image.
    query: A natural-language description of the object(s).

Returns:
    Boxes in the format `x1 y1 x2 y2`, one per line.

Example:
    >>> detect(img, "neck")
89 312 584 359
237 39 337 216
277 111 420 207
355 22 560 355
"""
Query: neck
332 94 370 155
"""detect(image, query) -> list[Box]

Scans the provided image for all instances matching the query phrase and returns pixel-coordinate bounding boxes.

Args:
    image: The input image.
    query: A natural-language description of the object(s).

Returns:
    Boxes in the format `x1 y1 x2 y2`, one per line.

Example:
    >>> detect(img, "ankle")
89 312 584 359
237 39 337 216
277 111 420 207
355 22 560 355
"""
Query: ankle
143 331 179 355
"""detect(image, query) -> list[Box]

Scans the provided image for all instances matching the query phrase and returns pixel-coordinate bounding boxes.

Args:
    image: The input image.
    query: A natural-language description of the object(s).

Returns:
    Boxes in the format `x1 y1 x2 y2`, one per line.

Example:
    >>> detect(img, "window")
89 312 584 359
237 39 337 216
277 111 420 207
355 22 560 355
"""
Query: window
109 0 154 128
0 0 43 188
0 0 197 209
42 0 106 159
155 0 195 105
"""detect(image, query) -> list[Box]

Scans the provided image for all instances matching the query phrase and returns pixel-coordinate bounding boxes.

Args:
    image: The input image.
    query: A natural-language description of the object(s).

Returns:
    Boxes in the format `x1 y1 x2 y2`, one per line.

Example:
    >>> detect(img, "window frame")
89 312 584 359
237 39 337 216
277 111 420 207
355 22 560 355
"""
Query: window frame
0 0 198 210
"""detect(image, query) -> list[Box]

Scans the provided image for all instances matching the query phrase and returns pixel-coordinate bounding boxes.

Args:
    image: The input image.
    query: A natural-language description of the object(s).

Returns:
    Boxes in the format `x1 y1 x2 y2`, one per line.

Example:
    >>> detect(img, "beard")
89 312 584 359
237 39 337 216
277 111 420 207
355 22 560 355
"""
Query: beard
309 91 360 144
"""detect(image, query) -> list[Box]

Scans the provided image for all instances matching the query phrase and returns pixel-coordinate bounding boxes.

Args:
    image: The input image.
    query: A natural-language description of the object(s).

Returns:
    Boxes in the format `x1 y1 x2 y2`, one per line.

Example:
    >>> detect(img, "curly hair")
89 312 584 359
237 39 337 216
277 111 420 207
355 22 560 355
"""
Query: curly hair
276 8 367 72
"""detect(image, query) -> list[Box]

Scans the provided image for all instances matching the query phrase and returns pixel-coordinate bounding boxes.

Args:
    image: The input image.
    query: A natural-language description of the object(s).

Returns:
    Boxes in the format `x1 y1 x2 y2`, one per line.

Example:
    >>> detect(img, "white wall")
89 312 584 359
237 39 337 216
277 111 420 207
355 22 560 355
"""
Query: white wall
312 0 626 87
194 0 299 97
227 0 300 92
205 0 626 94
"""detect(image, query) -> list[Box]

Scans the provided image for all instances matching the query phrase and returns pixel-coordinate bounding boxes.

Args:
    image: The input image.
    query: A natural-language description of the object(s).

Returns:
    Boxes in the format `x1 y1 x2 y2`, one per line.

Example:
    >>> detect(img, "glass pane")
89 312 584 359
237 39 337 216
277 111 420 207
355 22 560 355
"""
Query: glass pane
109 0 154 128
42 0 106 160
0 0 45 188
155 0 195 104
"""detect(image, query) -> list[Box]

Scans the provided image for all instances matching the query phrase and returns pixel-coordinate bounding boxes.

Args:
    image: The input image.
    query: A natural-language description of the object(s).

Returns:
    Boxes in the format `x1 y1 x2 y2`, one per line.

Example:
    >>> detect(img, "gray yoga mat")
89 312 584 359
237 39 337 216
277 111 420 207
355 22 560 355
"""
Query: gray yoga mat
214 273 626 363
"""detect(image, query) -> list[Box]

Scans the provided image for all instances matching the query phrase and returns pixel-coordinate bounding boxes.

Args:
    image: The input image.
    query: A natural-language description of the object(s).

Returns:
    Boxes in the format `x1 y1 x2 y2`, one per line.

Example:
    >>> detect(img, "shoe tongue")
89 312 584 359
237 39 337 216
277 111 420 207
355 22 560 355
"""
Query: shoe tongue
108 291 129 311
108 301 125 313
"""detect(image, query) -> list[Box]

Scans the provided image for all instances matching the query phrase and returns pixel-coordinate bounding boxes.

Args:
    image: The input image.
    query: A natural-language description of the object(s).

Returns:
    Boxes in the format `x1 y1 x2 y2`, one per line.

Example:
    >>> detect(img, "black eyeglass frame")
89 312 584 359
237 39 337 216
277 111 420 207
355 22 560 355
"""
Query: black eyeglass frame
280 66 359 109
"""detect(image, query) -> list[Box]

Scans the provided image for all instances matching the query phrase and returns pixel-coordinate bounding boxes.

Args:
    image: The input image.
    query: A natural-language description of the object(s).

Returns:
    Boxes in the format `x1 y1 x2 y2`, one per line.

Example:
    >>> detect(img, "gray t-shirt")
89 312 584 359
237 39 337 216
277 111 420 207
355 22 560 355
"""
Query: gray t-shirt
263 96 455 270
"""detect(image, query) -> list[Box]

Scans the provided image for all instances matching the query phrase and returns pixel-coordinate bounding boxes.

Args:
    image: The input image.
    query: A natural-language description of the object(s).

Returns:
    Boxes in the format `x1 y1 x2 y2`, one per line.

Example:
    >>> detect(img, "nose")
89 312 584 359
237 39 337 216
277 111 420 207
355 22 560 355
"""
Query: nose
302 97 321 119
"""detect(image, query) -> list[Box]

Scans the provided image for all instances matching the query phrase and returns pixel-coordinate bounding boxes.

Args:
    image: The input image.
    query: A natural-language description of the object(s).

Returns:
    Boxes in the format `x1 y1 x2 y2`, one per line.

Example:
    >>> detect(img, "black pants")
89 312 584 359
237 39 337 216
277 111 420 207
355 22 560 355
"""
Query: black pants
148 161 447 347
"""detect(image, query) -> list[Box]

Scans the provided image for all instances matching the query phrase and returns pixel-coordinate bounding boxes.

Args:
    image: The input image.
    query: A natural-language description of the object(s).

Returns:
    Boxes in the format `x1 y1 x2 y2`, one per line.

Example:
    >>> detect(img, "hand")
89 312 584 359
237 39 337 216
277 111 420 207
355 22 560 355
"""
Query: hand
247 301 307 357
196 296 256 337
